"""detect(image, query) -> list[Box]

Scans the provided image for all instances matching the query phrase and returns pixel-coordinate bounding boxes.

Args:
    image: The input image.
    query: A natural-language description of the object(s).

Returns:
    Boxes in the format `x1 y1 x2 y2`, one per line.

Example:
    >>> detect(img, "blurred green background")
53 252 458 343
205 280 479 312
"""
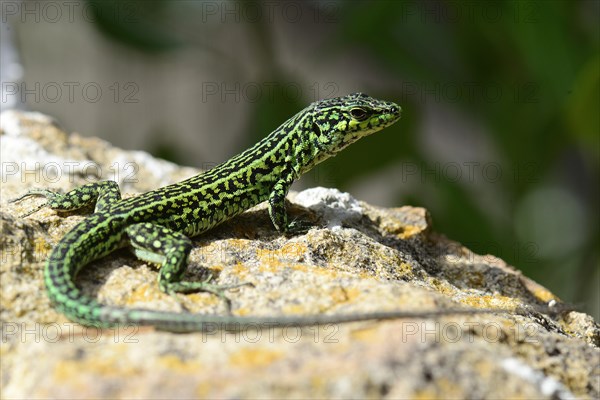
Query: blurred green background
4 0 598 318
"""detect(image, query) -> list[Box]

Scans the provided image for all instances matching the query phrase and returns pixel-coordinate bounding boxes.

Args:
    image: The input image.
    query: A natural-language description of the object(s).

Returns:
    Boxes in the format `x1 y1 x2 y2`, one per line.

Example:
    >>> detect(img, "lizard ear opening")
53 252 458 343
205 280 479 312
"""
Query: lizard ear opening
312 121 322 135
312 116 332 137
311 120 332 151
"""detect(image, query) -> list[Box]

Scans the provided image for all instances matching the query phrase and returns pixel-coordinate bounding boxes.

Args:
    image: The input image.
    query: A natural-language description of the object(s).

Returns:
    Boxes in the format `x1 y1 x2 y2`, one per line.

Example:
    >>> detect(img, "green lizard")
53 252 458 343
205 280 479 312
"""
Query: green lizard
12 93 501 332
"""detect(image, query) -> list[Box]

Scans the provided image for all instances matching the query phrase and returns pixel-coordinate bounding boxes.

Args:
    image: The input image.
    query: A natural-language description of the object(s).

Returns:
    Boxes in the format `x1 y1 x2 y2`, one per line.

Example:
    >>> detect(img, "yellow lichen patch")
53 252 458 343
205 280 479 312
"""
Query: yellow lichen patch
396 224 424 239
186 292 221 306
282 303 313 315
531 287 559 303
281 242 308 258
210 264 224 272
330 286 361 304
194 381 212 398
257 258 288 273
52 363 96 394
413 377 463 399
328 287 348 305
228 348 283 367
226 239 252 250
495 318 527 339
425 277 457 296
256 242 307 264
281 285 361 315
310 375 327 391
230 262 251 279
125 283 155 305
460 294 520 310
53 345 141 380
396 262 415 277
350 325 380 342
33 236 53 260
290 263 345 279
288 263 309 273
158 354 203 373
355 269 376 280
471 358 496 380
233 306 252 316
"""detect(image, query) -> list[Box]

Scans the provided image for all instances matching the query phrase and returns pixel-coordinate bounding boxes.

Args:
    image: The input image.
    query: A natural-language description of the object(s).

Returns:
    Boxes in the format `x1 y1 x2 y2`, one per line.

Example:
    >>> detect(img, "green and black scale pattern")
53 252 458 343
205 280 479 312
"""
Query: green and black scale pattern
14 93 485 332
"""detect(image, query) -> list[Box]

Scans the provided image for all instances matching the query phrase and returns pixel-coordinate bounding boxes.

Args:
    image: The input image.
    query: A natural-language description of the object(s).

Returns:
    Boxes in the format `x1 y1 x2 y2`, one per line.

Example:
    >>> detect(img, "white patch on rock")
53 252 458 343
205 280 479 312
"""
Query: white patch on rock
500 358 576 400
1 111 92 181
294 187 363 229
1 110 55 136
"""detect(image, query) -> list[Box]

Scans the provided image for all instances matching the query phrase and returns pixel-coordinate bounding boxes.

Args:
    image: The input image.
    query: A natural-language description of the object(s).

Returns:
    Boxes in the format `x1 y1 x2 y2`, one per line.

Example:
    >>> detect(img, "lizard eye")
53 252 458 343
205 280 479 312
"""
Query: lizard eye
350 107 369 121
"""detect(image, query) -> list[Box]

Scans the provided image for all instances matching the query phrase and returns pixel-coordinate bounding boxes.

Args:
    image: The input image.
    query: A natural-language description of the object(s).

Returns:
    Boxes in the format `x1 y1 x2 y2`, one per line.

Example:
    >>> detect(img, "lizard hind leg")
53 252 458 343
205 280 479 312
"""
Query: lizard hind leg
125 222 250 312
11 180 122 217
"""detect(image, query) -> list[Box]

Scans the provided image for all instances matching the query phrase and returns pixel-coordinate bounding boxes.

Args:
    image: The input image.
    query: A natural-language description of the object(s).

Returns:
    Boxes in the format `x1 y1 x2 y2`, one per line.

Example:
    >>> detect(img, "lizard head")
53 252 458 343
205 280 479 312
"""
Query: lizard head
309 93 401 158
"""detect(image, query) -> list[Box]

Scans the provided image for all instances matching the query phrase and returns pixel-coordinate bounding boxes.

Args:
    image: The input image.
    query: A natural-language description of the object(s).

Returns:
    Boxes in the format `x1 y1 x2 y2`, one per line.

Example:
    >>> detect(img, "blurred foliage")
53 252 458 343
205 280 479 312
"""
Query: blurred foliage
86 0 599 317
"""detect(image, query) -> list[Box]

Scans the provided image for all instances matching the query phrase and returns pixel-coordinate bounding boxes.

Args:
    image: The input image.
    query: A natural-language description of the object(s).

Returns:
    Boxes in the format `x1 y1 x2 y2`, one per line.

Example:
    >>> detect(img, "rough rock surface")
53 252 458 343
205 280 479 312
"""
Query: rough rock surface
1 110 598 399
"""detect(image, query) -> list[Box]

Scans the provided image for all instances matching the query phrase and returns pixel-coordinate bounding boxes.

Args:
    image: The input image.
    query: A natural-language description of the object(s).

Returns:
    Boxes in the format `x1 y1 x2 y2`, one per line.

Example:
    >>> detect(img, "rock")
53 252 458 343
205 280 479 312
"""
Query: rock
1 110 598 399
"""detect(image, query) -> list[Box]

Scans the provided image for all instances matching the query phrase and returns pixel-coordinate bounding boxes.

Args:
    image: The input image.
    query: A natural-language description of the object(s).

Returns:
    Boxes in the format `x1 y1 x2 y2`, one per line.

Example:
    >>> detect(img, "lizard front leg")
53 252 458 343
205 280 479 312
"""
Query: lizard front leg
268 168 311 235
125 222 250 311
